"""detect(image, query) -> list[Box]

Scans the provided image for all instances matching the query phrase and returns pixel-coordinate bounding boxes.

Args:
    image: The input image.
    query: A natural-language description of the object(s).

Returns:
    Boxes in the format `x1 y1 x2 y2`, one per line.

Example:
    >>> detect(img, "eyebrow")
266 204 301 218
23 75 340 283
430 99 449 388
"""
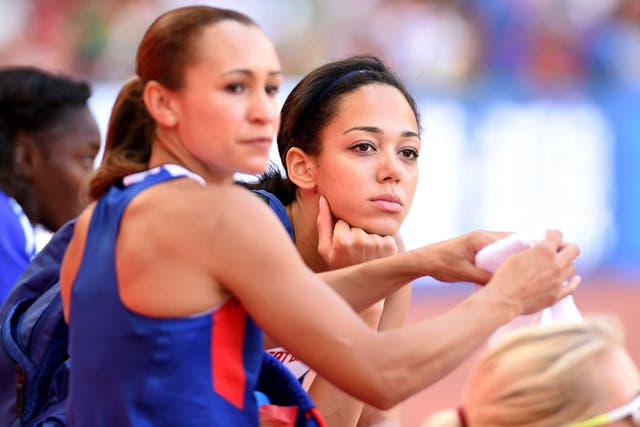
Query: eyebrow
221 69 283 77
343 126 420 139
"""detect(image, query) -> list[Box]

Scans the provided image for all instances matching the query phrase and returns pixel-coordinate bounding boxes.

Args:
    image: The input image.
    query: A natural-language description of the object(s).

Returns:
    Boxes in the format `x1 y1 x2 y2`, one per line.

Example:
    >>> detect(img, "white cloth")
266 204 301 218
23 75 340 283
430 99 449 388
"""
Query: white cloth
265 346 309 379
475 230 583 346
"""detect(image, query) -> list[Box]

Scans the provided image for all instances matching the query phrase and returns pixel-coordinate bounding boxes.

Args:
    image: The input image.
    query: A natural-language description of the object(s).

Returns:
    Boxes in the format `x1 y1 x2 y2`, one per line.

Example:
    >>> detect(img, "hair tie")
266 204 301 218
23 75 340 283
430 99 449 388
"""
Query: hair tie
457 406 469 427
316 69 371 104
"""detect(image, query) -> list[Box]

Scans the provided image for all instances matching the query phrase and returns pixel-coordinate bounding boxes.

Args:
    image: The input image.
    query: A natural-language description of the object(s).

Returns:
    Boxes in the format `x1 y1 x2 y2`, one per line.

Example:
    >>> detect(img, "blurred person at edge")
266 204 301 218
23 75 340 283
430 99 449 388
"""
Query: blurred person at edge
422 316 640 427
0 66 101 303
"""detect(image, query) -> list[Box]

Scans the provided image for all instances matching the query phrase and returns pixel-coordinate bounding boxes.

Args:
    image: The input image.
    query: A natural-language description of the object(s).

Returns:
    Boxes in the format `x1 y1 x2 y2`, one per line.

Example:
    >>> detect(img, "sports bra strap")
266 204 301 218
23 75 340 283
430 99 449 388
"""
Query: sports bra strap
123 164 206 187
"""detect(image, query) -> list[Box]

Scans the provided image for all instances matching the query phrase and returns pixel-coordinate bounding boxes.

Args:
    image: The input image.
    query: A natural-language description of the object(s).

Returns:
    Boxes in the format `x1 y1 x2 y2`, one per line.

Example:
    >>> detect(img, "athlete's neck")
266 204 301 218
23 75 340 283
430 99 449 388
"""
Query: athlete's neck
286 195 329 273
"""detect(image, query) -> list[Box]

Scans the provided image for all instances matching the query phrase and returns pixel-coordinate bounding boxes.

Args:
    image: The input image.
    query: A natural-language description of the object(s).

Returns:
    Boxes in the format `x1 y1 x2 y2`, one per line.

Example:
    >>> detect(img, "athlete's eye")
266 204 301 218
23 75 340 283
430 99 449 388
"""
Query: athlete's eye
225 83 245 94
398 148 419 159
265 85 280 96
350 142 376 153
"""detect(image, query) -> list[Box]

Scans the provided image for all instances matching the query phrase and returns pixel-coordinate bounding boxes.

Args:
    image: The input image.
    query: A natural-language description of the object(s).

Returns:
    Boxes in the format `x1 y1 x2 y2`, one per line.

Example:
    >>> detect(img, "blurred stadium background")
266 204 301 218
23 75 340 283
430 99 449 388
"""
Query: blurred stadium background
2 1 638 425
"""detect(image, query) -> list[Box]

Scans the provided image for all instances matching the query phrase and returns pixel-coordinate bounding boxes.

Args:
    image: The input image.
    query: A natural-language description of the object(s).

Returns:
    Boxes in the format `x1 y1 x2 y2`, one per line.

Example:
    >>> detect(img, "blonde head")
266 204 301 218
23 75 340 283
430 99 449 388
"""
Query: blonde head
423 316 636 427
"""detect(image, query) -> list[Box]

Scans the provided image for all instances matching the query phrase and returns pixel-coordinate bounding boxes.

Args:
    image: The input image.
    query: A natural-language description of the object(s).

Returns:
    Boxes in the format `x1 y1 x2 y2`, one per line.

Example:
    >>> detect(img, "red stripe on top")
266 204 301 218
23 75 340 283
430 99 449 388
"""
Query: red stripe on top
211 299 247 409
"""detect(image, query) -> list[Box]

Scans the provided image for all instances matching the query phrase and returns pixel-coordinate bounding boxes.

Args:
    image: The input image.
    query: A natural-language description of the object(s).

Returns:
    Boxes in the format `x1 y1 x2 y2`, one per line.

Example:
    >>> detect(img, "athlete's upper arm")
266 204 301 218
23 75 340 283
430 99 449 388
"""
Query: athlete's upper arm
205 187 376 382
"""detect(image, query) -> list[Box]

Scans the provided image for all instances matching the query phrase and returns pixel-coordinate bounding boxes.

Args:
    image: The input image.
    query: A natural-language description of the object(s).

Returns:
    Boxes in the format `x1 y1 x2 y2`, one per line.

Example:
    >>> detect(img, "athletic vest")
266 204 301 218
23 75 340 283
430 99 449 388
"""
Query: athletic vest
0 190 36 303
68 165 263 426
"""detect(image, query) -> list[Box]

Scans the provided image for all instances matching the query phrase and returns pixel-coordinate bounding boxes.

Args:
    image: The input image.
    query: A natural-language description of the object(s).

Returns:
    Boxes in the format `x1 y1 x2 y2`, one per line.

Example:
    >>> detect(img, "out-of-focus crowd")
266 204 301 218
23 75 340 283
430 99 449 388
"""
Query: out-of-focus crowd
1 0 639 90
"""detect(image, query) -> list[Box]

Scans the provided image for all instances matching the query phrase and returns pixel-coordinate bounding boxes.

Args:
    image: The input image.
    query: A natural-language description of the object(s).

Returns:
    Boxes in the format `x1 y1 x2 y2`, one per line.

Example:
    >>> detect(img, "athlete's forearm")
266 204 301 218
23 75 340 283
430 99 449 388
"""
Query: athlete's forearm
349 289 515 409
318 247 434 312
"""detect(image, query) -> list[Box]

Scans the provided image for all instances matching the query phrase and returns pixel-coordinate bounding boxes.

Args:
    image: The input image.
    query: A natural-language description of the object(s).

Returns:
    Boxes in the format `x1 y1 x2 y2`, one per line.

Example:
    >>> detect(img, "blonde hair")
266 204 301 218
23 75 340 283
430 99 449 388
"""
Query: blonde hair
423 316 626 427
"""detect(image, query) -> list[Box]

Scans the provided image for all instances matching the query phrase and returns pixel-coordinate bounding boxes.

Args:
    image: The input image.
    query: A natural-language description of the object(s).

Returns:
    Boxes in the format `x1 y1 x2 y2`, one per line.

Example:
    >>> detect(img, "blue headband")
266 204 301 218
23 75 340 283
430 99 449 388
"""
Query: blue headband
316 69 371 104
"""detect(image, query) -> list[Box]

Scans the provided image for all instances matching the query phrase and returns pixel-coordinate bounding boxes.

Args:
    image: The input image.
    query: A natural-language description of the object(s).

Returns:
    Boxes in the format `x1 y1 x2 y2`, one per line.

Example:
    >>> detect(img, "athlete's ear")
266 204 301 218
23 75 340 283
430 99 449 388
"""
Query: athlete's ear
286 147 317 190
143 80 178 127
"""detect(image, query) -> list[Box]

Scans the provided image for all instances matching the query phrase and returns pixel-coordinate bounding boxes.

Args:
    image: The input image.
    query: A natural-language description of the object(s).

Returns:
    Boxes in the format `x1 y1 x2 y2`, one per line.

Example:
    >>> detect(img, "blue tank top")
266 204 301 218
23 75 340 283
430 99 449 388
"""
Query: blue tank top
252 189 294 240
68 165 264 426
0 190 36 303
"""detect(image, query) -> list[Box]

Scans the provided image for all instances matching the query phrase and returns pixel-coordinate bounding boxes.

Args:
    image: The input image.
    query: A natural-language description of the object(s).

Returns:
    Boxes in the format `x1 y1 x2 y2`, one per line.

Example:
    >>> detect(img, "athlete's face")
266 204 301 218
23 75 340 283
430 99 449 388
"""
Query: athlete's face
171 21 282 180
590 347 640 427
31 106 101 231
312 83 420 236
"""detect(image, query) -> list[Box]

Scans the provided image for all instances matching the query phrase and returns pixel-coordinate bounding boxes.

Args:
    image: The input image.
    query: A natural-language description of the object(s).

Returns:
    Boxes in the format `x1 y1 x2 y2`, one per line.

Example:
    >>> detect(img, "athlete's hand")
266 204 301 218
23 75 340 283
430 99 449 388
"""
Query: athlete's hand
420 230 509 285
485 230 581 315
317 195 397 269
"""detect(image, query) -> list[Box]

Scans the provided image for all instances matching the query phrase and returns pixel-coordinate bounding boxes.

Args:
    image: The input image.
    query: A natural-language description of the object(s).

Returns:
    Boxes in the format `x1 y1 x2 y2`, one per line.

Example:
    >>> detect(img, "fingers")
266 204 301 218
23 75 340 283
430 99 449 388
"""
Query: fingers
382 235 398 255
471 230 511 253
333 226 397 256
555 275 581 300
393 233 406 252
317 195 335 256
317 195 397 267
468 266 493 286
556 242 581 266
541 229 563 248
333 219 354 245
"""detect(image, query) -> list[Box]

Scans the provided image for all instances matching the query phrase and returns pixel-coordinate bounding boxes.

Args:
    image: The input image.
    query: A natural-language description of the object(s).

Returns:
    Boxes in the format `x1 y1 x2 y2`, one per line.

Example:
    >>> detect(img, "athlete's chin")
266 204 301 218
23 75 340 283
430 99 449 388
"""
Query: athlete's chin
366 223 401 237
237 159 270 176
345 217 403 237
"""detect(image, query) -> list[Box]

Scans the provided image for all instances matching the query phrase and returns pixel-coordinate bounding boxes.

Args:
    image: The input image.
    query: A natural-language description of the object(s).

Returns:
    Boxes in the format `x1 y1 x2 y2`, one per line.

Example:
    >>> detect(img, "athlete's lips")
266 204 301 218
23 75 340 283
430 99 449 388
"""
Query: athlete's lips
370 193 403 213
240 137 273 146
371 193 403 205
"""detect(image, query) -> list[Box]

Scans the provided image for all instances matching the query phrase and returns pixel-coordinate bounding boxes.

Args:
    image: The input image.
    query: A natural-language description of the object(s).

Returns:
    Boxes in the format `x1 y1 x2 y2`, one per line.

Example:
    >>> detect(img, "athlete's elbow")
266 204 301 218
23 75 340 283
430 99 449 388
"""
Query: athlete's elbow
369 394 398 411
361 373 406 410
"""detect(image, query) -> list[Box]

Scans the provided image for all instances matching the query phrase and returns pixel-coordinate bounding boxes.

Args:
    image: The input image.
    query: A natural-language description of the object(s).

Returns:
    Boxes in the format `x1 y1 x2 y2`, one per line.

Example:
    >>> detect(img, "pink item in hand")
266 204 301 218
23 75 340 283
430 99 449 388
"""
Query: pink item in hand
475 230 583 346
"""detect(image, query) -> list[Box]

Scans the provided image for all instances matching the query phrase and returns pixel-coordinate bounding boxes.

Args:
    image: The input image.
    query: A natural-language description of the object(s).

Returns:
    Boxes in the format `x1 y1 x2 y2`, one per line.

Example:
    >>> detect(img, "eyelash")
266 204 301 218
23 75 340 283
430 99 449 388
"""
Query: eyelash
224 83 280 96
399 148 419 159
225 83 245 94
350 143 420 160
351 142 375 152
265 85 280 96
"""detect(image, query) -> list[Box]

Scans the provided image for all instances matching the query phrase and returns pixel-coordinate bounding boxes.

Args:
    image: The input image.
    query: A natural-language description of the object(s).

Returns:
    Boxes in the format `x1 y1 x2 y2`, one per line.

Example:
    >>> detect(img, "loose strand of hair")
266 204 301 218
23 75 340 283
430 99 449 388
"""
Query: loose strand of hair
88 77 154 200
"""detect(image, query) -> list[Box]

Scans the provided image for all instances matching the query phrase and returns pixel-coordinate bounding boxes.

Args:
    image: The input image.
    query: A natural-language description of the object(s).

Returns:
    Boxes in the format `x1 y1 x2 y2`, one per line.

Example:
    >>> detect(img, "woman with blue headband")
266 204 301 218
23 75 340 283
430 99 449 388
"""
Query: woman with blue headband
243 54 582 427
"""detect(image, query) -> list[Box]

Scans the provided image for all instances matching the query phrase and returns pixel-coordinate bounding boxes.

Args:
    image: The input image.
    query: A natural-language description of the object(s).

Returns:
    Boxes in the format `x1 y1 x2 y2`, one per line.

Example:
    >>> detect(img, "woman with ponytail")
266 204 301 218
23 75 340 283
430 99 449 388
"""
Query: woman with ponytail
60 5 581 426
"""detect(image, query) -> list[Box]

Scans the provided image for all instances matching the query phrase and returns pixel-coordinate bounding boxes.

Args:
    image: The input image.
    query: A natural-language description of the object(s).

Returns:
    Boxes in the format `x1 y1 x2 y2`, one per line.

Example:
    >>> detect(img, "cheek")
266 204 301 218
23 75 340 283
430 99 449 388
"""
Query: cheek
323 190 368 228
328 195 360 216
316 169 364 212
317 158 366 189
404 171 419 208
35 164 86 228
181 100 231 137
43 159 89 196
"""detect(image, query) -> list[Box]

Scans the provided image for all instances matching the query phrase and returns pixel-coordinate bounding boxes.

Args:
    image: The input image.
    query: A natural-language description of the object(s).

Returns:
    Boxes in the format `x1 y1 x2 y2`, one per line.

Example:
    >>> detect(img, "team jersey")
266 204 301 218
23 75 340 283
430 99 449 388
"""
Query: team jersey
252 189 311 380
0 190 35 303
68 165 264 426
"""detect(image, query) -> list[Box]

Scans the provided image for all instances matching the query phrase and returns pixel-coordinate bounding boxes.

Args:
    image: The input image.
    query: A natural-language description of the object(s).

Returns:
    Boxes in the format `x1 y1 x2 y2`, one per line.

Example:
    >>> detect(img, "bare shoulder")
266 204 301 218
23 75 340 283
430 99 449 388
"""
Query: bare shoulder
65 203 96 261
131 181 269 228
73 202 96 238
119 180 279 253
